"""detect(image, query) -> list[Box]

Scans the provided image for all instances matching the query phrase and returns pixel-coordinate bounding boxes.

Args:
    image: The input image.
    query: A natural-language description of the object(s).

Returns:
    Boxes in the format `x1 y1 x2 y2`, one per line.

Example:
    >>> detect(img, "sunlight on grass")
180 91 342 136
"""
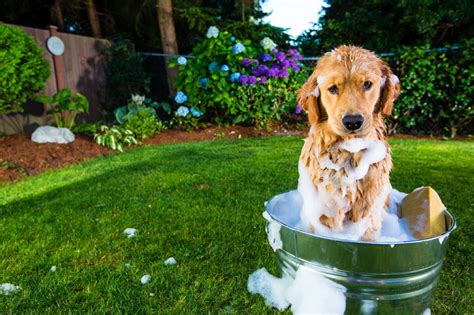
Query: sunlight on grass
0 137 472 313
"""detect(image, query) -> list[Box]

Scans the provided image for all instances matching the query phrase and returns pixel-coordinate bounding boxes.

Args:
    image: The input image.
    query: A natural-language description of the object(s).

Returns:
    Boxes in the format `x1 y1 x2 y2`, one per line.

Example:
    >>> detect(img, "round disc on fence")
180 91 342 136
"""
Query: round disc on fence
46 36 65 56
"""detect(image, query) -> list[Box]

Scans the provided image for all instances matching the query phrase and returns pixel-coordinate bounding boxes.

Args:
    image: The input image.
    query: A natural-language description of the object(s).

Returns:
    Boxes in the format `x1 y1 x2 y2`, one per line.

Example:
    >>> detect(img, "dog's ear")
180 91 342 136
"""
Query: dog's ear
297 70 323 124
379 64 401 116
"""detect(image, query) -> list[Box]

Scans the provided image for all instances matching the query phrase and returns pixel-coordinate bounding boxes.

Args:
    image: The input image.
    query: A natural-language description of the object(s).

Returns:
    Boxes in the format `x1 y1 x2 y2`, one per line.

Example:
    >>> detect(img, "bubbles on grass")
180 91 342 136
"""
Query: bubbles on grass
123 228 137 238
141 275 151 284
164 257 177 266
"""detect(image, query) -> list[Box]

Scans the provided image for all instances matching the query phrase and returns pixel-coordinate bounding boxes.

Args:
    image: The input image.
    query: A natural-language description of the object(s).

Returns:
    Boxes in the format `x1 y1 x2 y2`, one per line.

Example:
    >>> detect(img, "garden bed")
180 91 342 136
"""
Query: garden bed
0 125 303 183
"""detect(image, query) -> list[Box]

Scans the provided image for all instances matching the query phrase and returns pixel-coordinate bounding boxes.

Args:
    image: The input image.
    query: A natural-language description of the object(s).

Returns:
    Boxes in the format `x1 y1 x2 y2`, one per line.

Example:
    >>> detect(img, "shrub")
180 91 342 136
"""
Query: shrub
170 26 306 128
389 41 473 137
94 125 137 152
113 95 167 140
0 23 50 114
72 121 102 135
36 88 89 129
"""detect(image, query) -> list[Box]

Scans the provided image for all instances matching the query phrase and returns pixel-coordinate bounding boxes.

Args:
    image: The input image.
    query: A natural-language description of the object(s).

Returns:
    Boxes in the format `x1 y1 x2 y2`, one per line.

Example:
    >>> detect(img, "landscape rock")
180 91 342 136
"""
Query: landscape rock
31 126 75 144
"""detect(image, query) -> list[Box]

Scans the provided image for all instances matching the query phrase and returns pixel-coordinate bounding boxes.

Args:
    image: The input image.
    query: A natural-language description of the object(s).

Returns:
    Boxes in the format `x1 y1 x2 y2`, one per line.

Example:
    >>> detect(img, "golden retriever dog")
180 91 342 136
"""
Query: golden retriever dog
297 45 400 241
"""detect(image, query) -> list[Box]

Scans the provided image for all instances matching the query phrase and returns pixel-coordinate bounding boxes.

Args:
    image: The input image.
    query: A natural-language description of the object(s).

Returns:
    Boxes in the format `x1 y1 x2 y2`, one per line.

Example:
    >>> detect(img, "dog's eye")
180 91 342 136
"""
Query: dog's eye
328 85 339 95
363 81 373 91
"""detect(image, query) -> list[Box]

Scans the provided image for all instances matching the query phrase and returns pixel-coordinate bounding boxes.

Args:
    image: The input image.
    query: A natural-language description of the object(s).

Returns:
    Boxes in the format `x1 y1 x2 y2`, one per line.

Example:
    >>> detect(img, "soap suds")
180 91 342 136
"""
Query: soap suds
1 283 21 295
438 234 448 245
390 74 399 85
316 76 327 85
312 87 320 97
123 228 137 238
248 267 346 314
339 138 387 182
140 275 151 284
164 257 177 266
263 211 283 251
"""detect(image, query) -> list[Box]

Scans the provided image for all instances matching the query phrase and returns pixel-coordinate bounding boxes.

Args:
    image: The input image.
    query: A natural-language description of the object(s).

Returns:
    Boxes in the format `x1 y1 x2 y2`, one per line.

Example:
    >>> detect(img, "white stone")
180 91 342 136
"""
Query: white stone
31 126 75 144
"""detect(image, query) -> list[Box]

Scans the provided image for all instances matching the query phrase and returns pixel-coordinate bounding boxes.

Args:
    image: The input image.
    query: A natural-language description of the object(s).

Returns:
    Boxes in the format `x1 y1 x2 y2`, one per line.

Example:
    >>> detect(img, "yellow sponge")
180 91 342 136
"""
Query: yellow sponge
400 187 447 239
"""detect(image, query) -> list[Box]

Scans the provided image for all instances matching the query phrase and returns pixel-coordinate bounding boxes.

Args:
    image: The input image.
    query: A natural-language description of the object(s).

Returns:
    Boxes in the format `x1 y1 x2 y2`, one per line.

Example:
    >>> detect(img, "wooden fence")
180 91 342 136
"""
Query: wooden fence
0 24 110 135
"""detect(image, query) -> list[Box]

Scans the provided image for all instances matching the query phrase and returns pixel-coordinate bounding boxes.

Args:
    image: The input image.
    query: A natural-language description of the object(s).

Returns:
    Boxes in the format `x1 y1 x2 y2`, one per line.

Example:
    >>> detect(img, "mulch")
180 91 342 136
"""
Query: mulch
0 125 304 184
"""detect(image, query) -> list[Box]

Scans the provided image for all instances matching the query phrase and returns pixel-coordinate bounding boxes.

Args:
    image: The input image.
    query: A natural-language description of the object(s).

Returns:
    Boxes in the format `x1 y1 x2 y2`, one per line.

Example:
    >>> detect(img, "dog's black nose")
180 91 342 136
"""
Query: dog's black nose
342 114 364 131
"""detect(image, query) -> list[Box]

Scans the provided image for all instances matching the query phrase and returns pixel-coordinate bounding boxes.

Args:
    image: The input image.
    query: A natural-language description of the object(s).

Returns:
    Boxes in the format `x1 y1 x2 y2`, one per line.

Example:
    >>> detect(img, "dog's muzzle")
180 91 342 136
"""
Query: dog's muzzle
342 114 364 131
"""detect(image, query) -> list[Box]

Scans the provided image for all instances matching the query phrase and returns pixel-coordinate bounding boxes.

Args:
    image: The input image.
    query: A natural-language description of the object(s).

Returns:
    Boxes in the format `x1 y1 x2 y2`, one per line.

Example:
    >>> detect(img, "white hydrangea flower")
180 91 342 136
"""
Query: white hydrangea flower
131 94 145 106
206 26 219 38
177 56 187 65
261 37 277 51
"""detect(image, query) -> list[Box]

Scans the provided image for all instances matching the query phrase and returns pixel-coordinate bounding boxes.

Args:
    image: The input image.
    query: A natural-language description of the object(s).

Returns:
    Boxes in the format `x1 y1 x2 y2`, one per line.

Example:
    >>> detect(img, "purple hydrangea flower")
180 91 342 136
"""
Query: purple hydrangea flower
200 78 209 89
259 76 267 84
260 53 272 62
232 43 245 54
268 68 279 77
248 76 257 85
254 65 269 76
278 69 289 78
295 105 303 114
281 60 290 68
292 64 301 72
239 75 249 84
241 58 251 67
288 49 298 55
230 72 241 82
275 52 286 61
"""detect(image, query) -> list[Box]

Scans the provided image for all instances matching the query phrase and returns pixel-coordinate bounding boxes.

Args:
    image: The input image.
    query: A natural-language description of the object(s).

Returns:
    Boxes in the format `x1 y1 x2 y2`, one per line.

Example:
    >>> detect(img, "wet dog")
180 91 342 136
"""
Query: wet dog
297 45 400 240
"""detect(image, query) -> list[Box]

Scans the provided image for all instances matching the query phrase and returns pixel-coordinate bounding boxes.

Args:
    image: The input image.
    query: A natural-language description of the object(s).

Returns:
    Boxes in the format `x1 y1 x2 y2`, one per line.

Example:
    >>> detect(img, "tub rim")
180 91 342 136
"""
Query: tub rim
265 199 457 246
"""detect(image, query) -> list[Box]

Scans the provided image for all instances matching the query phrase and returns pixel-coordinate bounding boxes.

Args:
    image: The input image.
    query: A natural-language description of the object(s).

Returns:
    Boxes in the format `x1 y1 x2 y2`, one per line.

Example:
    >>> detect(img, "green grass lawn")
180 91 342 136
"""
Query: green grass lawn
1 137 473 313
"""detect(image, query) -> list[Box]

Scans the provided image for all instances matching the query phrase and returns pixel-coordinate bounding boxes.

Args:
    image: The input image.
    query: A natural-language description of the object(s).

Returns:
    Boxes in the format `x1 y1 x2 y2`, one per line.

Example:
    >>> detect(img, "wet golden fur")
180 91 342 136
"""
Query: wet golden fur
297 45 400 240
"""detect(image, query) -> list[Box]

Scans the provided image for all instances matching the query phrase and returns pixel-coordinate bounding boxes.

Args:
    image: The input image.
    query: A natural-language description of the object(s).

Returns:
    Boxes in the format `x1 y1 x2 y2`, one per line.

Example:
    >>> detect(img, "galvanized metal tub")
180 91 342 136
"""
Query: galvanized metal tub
264 190 456 315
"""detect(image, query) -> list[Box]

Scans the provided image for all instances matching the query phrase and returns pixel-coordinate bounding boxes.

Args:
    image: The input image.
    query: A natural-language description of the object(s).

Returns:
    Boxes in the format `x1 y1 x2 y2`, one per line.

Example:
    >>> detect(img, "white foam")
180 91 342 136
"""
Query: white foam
123 228 137 238
247 268 292 310
164 257 177 266
390 74 399 85
1 283 21 295
438 234 448 245
247 267 346 314
286 267 346 314
270 187 416 242
263 212 283 251
312 87 320 97
140 275 151 284
360 299 377 314
340 139 387 182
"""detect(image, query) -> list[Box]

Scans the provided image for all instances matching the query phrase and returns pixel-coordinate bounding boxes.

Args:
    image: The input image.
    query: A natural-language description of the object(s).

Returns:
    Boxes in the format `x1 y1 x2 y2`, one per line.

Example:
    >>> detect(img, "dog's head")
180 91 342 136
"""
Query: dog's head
297 45 400 137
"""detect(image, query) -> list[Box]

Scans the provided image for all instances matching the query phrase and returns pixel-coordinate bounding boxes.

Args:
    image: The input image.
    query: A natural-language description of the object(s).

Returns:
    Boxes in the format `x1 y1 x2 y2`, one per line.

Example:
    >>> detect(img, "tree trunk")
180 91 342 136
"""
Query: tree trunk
51 0 65 31
157 0 179 96
85 0 102 38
